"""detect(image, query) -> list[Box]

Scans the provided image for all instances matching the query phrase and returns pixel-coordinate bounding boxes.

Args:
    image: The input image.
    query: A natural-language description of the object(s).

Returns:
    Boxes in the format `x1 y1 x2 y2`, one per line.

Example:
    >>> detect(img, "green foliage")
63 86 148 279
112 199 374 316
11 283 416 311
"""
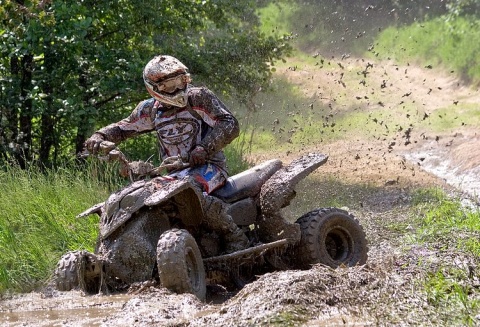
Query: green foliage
257 1 294 36
119 134 161 166
0 0 291 167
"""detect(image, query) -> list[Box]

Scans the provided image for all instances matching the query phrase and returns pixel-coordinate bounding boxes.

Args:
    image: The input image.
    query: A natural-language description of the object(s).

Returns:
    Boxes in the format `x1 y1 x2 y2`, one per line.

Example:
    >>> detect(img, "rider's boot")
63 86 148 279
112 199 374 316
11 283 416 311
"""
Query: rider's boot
223 221 249 254
258 212 301 244
203 195 249 254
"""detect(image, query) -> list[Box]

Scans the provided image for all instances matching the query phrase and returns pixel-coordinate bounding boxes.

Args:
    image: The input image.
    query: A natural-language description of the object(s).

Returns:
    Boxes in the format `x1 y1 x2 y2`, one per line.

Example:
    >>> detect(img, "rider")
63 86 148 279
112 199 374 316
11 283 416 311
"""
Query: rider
85 55 248 253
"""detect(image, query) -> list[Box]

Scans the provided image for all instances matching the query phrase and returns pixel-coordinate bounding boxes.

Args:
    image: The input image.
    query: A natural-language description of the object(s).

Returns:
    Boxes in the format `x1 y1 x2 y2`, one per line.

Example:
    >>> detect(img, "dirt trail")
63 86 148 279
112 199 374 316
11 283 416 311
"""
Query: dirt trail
1 58 479 326
277 57 480 199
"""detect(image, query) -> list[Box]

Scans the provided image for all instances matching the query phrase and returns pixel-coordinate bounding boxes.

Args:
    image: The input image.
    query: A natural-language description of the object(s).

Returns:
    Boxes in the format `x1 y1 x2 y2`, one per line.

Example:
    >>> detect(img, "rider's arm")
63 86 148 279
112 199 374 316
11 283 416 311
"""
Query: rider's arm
95 99 157 144
188 87 239 156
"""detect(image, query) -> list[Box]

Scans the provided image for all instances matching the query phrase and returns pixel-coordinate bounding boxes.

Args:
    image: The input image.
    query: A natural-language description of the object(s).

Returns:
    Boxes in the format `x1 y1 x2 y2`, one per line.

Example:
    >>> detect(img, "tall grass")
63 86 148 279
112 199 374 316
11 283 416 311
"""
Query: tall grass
0 162 115 294
224 138 253 175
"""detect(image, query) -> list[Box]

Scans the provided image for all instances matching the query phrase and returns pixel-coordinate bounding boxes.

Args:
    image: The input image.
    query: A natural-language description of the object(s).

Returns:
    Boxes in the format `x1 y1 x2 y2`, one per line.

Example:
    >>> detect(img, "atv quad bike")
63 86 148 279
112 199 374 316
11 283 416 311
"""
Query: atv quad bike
54 142 368 300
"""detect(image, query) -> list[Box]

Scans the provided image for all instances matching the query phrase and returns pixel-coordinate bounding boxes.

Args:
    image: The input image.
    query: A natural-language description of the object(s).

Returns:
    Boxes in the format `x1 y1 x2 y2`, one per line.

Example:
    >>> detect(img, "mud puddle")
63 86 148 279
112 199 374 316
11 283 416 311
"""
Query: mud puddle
0 286 234 327
1 291 132 327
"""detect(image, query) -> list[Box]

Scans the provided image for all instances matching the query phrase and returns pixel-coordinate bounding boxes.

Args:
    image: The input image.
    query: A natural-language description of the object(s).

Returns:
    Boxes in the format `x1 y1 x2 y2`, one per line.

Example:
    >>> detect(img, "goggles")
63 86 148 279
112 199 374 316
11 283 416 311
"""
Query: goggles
145 73 191 94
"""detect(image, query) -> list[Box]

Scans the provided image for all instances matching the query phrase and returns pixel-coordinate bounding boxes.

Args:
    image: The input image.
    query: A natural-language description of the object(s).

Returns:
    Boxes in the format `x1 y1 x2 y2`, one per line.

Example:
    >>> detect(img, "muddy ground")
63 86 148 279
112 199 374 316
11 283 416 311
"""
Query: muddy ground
1 58 479 326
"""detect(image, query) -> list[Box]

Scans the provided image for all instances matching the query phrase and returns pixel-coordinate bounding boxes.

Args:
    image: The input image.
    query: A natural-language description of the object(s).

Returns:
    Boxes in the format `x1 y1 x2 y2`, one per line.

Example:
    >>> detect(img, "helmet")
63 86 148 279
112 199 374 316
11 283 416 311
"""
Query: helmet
143 55 192 107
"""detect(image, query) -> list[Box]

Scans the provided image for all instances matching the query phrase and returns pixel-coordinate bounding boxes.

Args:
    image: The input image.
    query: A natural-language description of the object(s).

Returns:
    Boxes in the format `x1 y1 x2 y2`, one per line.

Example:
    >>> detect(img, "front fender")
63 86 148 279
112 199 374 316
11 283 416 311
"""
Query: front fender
100 180 151 239
76 202 104 219
144 177 205 226
98 177 205 240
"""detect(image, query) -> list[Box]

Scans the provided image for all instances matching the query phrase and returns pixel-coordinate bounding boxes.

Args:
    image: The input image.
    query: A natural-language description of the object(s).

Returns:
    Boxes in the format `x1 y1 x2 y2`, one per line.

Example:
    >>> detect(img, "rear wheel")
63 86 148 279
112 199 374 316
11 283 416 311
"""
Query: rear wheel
157 229 206 301
295 208 368 268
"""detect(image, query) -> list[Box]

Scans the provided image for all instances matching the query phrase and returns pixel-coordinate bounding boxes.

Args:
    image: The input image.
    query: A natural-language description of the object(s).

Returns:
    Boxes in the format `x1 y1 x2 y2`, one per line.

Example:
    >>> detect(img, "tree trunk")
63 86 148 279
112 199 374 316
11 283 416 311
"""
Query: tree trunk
75 67 94 155
39 47 56 166
7 57 20 140
18 54 34 168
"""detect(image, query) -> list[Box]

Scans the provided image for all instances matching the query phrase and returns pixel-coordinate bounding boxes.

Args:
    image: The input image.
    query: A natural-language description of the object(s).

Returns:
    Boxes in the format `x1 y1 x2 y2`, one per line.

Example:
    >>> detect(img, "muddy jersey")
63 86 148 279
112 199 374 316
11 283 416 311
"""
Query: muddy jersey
96 85 239 175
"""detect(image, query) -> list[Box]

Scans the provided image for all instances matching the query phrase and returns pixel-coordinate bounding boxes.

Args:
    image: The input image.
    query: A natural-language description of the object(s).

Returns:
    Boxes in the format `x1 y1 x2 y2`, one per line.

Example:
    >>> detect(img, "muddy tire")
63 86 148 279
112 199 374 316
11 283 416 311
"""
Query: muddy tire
295 208 368 268
54 251 84 291
54 250 101 292
157 229 206 301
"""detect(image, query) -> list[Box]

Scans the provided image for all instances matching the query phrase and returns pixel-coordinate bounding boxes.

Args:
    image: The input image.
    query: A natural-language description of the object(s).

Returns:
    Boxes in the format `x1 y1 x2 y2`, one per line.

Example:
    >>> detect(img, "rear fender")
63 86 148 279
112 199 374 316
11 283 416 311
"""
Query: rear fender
260 153 328 214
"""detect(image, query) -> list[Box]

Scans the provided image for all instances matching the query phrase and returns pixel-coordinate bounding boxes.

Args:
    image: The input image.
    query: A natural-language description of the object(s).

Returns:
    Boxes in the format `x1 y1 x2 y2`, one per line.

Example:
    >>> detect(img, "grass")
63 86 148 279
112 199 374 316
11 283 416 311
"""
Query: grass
411 188 480 256
405 188 480 324
424 268 480 326
417 103 480 133
0 162 115 294
224 138 254 175
371 16 480 85
262 308 309 326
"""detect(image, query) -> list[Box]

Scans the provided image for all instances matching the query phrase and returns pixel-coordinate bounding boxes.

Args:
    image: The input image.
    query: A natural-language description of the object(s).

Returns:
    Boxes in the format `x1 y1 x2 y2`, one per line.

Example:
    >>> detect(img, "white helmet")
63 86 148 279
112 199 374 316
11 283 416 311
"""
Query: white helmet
143 55 192 107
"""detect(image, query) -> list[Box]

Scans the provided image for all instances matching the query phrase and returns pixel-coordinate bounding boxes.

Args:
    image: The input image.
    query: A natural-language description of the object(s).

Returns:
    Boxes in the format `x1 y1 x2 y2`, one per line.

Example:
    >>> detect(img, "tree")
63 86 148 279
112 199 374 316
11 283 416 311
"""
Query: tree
0 0 291 167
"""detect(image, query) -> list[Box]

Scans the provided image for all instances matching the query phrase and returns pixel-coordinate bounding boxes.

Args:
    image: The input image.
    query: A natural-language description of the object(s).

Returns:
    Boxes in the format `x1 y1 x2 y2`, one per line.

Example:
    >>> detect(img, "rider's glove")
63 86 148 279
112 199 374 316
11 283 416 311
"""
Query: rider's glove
189 145 207 166
84 133 105 155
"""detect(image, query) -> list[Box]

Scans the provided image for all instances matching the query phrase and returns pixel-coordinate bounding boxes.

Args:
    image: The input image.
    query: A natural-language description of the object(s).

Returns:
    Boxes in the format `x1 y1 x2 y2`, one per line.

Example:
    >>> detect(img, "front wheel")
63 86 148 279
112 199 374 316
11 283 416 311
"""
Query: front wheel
54 250 101 293
157 229 206 301
295 208 368 269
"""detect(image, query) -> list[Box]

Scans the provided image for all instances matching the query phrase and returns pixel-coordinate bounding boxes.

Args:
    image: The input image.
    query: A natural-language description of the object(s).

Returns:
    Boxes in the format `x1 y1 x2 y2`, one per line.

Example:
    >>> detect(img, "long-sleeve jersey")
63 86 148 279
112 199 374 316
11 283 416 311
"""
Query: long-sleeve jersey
95 85 239 174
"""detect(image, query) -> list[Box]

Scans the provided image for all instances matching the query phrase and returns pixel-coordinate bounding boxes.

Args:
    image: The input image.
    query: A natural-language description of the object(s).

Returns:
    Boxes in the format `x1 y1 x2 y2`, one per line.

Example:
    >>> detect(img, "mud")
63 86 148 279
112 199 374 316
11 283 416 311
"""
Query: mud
1 291 131 326
403 132 480 202
2 139 477 326
4 236 477 326
2 57 480 326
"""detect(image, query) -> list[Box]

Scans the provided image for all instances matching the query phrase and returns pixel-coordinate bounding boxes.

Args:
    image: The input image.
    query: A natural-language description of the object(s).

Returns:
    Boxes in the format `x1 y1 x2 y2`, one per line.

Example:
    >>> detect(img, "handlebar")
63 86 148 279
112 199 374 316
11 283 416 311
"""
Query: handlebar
81 141 189 182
